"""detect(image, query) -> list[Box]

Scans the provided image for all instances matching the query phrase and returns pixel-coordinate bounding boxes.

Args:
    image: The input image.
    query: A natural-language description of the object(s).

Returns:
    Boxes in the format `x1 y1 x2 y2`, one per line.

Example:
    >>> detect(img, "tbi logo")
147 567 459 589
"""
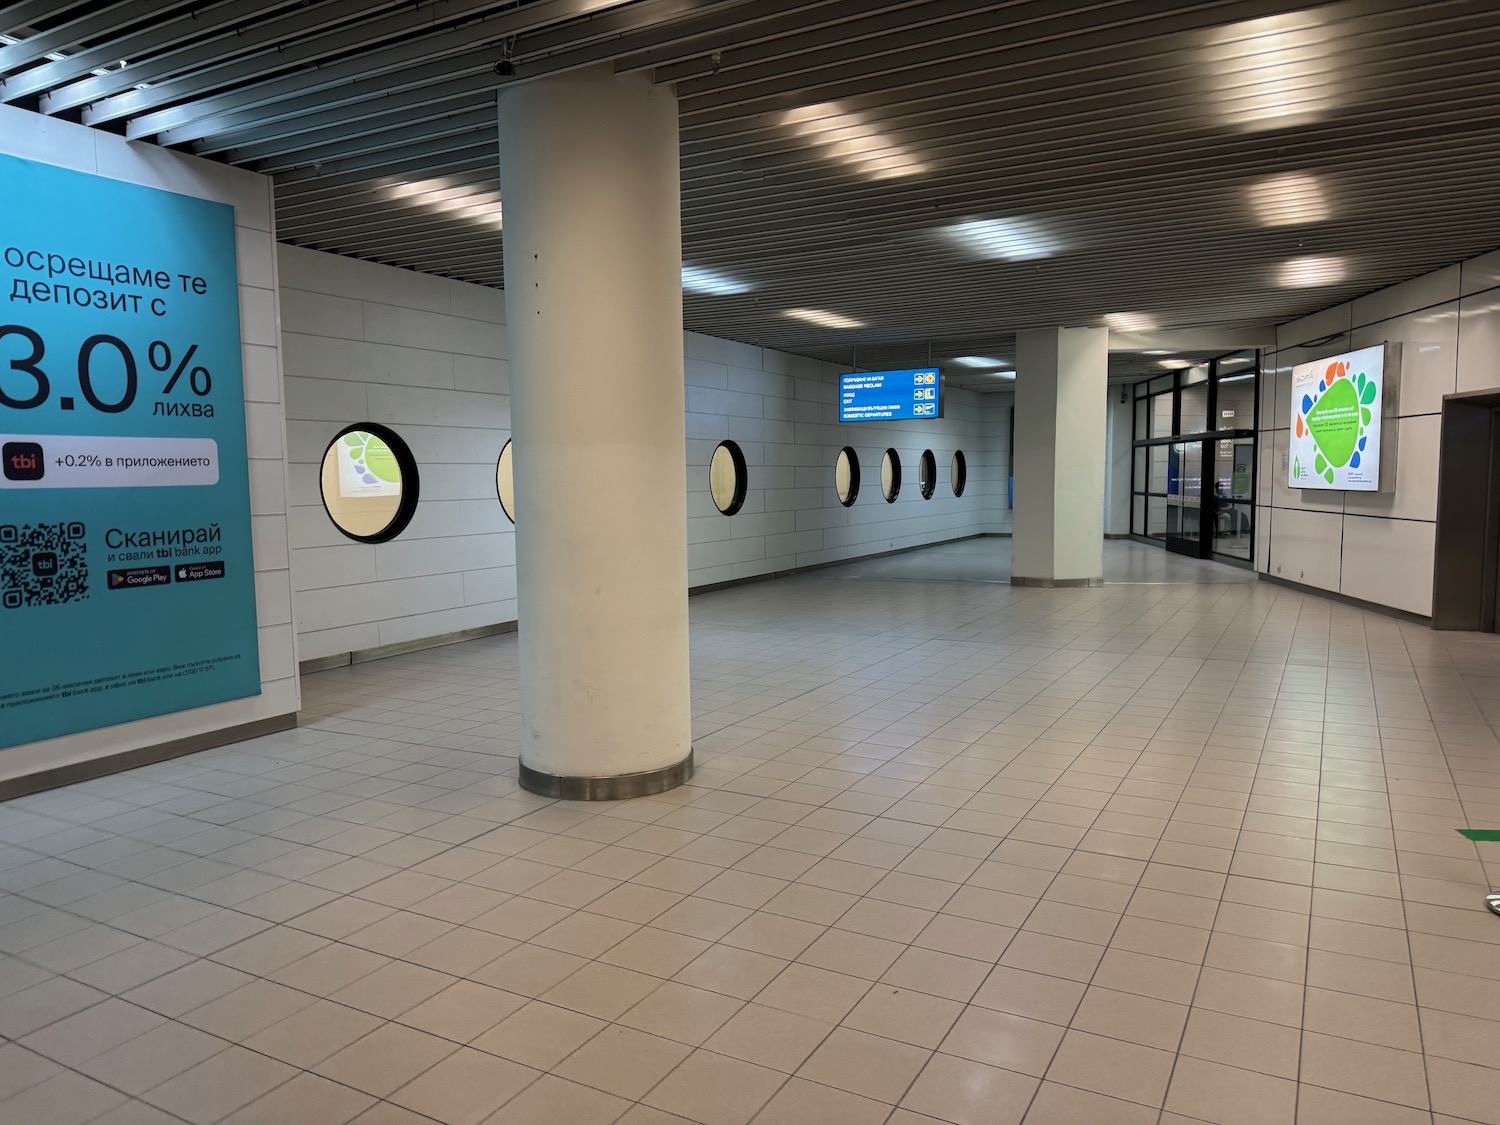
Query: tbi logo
3 442 43 482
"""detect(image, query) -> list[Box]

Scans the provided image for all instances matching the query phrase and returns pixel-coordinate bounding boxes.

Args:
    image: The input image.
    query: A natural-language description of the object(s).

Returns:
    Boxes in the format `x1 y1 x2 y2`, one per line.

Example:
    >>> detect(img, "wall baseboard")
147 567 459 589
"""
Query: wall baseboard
1104 533 1133 540
0 713 298 803
300 620 519 675
689 531 1011 596
1257 572 1432 625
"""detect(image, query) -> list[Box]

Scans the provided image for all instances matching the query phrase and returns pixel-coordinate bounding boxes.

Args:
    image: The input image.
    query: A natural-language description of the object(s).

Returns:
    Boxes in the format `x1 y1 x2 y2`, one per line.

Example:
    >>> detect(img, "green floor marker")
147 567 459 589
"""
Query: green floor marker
1457 829 1500 842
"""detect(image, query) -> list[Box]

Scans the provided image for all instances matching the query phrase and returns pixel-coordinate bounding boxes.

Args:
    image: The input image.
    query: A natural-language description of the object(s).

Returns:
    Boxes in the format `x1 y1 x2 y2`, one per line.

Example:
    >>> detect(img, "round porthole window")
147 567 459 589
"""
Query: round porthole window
918 449 937 499
951 450 967 497
835 446 860 507
881 448 901 503
710 439 747 516
320 423 419 543
496 439 515 524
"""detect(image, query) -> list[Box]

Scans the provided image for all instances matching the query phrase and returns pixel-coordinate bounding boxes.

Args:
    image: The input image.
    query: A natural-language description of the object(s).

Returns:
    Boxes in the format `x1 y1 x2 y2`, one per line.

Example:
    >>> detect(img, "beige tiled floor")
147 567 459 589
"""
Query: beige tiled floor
3 539 1500 1124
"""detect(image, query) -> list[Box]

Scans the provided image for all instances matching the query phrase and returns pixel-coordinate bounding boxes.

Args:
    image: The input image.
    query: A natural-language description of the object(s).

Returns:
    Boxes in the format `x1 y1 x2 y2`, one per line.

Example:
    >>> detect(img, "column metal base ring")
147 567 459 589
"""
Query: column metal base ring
1010 575 1104 588
518 750 694 801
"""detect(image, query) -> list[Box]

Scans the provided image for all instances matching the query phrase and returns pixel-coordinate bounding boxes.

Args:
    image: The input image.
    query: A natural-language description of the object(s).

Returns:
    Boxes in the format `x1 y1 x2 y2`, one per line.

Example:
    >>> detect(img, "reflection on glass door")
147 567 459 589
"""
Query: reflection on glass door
1212 438 1254 560
1166 441 1208 557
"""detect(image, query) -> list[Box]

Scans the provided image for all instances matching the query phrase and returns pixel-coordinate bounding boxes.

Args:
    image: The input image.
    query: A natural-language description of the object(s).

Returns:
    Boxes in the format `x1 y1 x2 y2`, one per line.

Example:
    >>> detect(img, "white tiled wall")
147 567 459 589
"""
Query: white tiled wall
684 334 1011 587
1257 250 1500 617
279 246 511 663
282 247 1012 660
0 106 297 785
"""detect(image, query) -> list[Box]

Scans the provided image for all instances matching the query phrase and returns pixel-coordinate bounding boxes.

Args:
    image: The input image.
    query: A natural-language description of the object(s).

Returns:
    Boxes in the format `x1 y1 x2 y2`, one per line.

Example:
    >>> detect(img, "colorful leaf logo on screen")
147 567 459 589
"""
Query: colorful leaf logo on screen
1295 359 1376 483
344 431 399 487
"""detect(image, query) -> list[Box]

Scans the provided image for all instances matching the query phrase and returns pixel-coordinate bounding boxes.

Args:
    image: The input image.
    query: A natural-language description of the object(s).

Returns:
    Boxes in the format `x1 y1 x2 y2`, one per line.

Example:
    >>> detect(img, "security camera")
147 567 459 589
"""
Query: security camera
494 59 515 77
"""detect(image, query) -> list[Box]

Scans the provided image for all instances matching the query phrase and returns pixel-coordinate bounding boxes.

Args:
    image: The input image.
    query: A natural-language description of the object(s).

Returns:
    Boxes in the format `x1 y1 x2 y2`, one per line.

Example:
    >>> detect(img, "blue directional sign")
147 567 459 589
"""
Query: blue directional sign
839 368 942 422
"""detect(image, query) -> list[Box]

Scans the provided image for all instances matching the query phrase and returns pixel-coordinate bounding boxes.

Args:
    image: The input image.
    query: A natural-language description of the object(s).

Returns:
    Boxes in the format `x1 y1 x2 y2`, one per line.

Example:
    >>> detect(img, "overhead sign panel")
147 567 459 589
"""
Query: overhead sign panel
1288 343 1395 491
839 368 941 422
0 154 261 749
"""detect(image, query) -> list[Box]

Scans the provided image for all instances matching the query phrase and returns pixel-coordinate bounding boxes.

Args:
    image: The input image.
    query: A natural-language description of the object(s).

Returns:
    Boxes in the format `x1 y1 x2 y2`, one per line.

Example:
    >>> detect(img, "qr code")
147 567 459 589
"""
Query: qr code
0 522 89 609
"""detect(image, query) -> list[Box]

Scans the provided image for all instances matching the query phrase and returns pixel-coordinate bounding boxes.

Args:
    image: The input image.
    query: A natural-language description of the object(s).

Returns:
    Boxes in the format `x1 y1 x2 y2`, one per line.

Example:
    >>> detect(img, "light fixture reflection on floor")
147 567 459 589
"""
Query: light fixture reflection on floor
1248 172 1329 226
1277 255 1347 287
784 307 865 329
1205 10 1336 130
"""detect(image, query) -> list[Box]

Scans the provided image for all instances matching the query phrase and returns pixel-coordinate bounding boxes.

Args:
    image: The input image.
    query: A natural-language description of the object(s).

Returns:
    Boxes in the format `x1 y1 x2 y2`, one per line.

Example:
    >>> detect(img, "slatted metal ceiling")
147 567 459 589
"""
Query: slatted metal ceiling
5 0 1500 382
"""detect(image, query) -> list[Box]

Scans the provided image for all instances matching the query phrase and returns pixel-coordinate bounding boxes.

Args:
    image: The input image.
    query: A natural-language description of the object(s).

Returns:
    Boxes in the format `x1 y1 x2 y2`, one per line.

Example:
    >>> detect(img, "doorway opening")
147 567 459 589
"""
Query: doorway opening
1433 392 1500 631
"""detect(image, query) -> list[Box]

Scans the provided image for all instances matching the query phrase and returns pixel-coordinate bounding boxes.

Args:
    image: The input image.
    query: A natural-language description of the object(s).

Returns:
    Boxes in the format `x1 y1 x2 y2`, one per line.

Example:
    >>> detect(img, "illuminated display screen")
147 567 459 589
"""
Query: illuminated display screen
1289 344 1387 491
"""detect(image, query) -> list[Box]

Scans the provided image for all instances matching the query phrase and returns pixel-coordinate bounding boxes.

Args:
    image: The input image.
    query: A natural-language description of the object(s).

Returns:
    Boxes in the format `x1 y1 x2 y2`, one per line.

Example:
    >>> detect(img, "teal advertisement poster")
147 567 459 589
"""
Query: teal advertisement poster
0 154 261 749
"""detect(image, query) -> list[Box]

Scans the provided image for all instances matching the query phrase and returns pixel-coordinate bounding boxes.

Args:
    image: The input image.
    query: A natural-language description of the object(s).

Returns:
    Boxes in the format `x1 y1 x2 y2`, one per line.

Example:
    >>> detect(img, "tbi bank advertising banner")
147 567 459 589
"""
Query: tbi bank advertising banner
0 154 260 749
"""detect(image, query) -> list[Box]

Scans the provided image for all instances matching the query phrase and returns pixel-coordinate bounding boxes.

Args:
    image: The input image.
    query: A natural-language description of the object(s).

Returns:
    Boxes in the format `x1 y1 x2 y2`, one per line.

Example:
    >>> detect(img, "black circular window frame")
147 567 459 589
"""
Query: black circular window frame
918 449 937 500
837 446 860 507
882 448 902 503
320 422 420 544
952 450 968 497
712 439 748 517
496 439 515 524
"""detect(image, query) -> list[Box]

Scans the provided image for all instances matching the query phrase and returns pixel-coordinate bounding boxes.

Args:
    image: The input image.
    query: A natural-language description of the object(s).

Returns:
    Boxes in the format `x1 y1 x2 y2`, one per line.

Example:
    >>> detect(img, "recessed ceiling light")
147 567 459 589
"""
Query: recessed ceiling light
784 307 864 329
1105 312 1157 332
1221 356 1253 365
782 102 927 181
1248 172 1329 226
984 370 1016 379
1218 372 1256 382
1159 359 1196 370
682 266 750 295
1204 11 1335 131
951 355 1007 368
1277 255 1346 287
376 176 503 228
1144 349 1173 356
942 218 1057 261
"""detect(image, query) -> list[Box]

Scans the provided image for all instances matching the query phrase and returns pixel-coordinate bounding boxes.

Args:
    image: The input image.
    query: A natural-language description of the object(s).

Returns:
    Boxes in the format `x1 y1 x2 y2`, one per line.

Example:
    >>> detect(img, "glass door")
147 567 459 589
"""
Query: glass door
1212 437 1255 561
1166 441 1209 557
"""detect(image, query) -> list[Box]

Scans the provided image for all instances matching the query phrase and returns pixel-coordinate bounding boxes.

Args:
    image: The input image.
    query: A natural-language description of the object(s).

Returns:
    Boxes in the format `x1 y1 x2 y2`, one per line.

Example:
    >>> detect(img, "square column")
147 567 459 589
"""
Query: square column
1012 327 1109 586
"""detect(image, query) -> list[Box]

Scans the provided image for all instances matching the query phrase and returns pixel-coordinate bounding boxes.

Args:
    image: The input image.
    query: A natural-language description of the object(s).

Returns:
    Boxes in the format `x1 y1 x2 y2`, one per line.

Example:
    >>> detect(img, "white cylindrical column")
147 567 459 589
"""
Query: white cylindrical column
497 65 692 798
1012 327 1109 586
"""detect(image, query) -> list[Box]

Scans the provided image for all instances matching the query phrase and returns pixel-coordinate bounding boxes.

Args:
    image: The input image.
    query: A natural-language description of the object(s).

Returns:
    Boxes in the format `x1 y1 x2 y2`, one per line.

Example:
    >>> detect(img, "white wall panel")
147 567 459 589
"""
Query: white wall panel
1351 264 1460 327
1266 507 1344 593
1257 249 1500 619
1340 516 1436 617
1457 292 1500 395
282 249 1010 661
280 245 516 661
